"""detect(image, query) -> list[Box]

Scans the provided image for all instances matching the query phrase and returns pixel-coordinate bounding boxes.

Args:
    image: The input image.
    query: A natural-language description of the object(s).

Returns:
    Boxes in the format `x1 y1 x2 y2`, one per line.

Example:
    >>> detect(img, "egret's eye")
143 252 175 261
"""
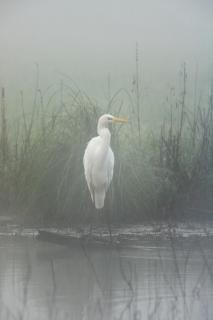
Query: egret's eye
108 117 112 121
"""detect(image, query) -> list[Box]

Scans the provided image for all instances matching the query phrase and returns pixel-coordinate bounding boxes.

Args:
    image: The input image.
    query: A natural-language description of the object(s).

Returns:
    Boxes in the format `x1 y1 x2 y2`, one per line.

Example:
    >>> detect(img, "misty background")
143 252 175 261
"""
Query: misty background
0 2 213 319
0 0 212 223
1 0 213 119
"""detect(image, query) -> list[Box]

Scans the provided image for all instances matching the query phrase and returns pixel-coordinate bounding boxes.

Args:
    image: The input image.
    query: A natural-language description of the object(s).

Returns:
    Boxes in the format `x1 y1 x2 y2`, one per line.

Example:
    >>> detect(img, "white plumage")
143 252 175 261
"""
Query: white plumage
83 114 127 209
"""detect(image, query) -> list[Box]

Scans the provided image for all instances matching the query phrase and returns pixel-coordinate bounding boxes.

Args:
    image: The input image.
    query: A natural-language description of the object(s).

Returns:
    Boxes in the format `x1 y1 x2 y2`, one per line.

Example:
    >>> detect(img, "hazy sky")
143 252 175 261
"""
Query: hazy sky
0 0 213 109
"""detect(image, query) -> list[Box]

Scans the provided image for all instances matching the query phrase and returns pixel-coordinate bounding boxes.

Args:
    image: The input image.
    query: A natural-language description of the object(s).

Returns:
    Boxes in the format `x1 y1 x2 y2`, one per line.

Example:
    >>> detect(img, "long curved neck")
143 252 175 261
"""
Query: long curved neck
97 127 111 146
96 123 111 166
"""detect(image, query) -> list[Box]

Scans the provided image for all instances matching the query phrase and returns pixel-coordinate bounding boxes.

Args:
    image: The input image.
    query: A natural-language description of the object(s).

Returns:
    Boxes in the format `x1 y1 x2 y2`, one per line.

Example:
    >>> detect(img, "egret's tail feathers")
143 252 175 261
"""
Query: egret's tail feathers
94 191 105 209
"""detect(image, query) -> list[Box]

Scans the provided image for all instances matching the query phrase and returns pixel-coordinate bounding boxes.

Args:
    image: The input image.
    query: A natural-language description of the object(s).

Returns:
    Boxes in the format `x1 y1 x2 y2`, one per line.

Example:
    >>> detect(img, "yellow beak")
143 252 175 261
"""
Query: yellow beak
112 116 128 124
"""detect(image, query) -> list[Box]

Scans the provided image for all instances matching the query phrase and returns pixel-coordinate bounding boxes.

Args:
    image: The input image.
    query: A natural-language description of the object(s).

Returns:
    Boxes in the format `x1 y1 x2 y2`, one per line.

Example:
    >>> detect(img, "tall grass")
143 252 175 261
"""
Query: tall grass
0 67 213 225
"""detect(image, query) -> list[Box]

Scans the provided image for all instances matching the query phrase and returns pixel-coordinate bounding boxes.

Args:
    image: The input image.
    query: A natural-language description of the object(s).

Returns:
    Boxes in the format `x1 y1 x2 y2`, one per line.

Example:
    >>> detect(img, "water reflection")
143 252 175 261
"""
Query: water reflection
0 235 212 319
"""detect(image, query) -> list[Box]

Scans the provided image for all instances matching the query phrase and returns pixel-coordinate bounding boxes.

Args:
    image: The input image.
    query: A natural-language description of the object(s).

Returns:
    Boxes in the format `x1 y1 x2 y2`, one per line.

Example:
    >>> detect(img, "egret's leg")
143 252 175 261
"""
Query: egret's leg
105 203 112 243
106 213 112 242
106 187 114 243
89 219 93 236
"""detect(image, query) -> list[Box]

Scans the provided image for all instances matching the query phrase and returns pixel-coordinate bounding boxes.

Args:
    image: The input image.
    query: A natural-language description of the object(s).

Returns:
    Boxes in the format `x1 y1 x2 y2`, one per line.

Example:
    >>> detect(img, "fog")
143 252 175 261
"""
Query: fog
0 0 213 110
1 3 213 319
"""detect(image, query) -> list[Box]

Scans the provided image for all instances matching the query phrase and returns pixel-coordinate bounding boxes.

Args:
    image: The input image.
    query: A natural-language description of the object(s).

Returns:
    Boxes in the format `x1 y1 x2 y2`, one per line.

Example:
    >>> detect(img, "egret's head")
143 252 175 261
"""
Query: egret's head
98 114 128 131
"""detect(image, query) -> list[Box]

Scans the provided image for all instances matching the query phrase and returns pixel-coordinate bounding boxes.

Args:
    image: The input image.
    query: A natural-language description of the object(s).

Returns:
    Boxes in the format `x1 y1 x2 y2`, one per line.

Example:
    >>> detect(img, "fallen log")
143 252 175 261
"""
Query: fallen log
36 230 117 248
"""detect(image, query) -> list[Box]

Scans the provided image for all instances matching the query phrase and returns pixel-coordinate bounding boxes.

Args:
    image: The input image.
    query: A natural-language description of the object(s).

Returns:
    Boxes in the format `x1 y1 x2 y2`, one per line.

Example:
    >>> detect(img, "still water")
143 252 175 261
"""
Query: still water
0 231 212 320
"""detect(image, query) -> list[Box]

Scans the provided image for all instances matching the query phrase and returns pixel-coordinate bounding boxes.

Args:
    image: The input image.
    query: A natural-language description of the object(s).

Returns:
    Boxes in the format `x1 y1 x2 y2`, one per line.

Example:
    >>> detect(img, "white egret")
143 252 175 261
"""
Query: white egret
83 114 128 209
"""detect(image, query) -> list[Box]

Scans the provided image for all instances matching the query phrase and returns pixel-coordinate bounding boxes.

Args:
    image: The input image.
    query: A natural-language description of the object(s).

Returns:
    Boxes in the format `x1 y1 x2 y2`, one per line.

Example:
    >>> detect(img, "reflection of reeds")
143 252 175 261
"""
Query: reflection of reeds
114 227 213 320
0 227 213 319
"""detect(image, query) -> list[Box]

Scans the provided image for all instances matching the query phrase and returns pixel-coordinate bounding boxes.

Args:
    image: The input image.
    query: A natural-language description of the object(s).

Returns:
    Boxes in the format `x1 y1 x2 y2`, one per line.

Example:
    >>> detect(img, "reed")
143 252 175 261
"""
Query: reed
0 67 212 225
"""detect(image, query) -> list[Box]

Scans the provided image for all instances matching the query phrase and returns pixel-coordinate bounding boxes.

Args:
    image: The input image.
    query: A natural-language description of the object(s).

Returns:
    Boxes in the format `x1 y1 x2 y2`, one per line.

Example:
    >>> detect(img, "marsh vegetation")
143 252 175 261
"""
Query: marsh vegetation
0 64 213 225
1 1 213 319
